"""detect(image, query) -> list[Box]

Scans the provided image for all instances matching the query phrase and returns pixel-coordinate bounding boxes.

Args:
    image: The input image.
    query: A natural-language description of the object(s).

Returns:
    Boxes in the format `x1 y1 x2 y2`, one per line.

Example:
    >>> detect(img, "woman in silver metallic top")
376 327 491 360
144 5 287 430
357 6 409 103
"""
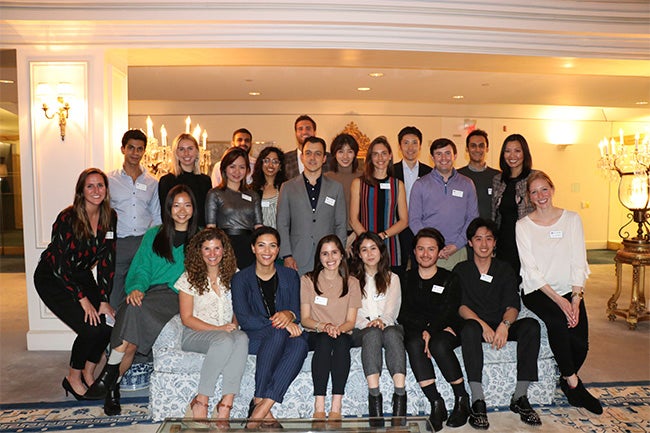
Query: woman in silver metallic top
206 147 263 269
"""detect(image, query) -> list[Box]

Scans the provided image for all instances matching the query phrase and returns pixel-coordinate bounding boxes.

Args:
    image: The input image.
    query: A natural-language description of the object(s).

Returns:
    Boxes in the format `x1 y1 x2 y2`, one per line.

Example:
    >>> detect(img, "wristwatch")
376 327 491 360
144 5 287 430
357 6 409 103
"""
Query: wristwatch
502 320 512 328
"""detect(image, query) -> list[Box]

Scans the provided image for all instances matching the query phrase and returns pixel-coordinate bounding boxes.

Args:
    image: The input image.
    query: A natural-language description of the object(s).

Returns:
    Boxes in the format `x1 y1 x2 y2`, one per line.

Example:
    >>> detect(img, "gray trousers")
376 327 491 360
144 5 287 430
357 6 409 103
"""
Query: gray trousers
182 327 249 397
110 235 144 309
352 325 406 379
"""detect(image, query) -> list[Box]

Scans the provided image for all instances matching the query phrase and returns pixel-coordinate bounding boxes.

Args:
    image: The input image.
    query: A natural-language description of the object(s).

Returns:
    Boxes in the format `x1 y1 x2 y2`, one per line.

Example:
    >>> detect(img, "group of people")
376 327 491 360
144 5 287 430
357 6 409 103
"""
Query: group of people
34 115 602 431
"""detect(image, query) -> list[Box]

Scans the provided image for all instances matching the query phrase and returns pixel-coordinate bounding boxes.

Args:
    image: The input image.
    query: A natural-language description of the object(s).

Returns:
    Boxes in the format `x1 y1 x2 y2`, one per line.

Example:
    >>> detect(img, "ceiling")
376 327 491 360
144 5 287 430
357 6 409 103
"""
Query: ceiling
127 49 650 108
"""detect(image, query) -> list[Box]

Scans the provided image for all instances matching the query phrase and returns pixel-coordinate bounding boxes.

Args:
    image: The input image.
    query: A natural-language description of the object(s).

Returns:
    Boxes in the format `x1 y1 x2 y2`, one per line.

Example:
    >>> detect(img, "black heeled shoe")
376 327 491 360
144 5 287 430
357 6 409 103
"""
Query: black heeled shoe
368 393 384 427
391 392 407 426
62 378 86 401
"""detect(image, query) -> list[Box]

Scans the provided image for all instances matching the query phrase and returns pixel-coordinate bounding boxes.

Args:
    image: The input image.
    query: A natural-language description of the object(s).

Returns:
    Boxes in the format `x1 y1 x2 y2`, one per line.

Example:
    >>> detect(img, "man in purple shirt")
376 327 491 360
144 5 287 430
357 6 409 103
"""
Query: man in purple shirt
409 138 478 270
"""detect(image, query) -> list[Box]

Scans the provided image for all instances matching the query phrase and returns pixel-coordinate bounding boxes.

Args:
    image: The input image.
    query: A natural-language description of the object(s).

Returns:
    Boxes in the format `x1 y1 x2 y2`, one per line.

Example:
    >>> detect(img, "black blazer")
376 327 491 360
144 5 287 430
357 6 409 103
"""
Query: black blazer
393 160 432 182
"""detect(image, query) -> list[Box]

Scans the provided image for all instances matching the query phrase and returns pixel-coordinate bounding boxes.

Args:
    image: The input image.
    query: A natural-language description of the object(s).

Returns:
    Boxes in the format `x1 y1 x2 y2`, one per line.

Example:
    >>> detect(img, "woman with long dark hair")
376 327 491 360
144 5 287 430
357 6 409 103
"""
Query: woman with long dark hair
159 133 212 227
34 168 117 400
491 133 536 276
231 226 308 428
350 136 408 272
206 147 263 269
86 184 199 416
349 232 406 426
177 227 248 421
251 146 285 228
300 235 361 422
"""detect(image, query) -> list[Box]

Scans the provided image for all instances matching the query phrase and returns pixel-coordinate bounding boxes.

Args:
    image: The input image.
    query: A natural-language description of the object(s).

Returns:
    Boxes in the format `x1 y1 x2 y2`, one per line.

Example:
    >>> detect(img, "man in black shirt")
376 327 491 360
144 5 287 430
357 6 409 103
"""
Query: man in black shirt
452 218 541 429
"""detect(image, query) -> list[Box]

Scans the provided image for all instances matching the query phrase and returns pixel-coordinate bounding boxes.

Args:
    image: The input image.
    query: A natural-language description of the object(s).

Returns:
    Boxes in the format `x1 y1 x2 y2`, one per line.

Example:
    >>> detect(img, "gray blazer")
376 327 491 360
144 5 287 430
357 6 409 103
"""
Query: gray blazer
277 175 347 275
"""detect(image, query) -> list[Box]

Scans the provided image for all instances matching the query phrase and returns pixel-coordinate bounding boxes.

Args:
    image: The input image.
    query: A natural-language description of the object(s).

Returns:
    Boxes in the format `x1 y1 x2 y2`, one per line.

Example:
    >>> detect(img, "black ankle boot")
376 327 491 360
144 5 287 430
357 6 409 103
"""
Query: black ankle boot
447 394 470 427
428 398 447 432
368 393 384 427
391 393 407 426
85 363 119 400
104 383 121 416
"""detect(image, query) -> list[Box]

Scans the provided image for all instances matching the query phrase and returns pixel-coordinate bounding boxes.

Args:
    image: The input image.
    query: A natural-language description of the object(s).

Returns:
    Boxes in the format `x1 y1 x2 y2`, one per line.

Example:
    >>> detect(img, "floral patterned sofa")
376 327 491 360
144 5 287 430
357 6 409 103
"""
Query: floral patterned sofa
149 307 557 422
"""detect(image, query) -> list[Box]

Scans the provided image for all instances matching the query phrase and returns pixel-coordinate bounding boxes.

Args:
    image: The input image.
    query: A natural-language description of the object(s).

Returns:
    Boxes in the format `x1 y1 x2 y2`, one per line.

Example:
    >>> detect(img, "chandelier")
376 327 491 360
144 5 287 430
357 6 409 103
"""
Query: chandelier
142 116 211 178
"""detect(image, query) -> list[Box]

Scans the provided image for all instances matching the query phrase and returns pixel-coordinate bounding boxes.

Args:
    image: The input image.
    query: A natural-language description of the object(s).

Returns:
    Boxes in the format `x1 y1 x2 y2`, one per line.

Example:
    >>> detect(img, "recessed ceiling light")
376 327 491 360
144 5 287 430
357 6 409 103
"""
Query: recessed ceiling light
562 62 574 68
368 72 384 78
248 91 261 96
357 87 371 91
452 95 464 99
636 101 648 105
0 79 14 84
481 83 490 87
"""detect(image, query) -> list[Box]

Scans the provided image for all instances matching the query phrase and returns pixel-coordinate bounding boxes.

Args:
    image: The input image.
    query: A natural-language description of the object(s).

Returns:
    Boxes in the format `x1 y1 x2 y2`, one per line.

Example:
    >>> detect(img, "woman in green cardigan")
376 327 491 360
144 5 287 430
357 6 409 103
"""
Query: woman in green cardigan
86 184 199 415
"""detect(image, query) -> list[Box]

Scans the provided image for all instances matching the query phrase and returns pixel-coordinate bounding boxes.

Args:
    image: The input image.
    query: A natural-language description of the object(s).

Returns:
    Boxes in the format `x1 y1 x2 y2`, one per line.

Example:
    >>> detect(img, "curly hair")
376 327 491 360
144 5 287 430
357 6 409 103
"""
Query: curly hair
184 227 237 295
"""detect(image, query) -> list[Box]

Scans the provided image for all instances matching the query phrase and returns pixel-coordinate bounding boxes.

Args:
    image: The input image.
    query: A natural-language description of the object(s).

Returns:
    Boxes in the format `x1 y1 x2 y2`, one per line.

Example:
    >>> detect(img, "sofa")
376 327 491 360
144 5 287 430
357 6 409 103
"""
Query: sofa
149 307 558 422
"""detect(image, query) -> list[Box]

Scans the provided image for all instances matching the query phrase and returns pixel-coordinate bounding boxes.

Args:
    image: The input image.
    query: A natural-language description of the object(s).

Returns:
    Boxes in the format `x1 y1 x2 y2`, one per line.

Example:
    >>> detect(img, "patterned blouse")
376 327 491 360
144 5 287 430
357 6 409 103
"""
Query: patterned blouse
359 176 402 267
39 207 117 302
175 272 233 326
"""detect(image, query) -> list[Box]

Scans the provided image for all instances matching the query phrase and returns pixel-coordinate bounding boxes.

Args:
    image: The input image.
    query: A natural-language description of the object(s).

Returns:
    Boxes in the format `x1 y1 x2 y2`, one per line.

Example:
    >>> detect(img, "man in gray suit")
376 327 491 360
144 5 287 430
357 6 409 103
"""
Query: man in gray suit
277 136 347 275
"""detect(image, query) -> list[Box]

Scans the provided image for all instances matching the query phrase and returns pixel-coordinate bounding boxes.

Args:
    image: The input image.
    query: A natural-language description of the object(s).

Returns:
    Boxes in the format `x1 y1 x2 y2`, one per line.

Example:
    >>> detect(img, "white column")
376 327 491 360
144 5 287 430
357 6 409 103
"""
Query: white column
18 48 128 350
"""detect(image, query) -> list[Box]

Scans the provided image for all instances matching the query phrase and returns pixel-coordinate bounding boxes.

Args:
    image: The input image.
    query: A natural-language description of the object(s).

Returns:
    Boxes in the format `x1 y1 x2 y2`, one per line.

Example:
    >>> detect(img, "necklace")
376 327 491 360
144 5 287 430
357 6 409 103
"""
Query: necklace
257 272 278 317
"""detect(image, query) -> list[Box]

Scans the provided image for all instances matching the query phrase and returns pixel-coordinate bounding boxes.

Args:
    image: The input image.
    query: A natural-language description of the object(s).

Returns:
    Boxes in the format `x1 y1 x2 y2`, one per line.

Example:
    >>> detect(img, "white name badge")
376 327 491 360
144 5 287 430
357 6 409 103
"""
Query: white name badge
480 274 493 283
452 189 464 198
135 182 147 191
431 284 445 294
550 230 563 239
105 231 114 239
324 196 336 206
315 296 328 306
373 293 386 301
261 201 270 208
380 182 390 190
487 188 493 195
241 193 252 202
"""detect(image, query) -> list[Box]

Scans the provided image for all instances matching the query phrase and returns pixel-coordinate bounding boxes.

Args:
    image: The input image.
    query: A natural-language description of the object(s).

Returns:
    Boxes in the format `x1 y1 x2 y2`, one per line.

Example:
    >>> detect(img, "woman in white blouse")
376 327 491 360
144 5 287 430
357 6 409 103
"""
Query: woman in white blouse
350 231 406 426
176 228 249 421
516 171 602 415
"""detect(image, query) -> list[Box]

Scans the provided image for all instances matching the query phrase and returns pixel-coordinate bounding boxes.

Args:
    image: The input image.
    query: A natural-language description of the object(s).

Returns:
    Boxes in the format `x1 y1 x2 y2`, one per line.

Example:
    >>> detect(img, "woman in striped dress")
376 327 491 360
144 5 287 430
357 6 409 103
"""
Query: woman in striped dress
350 136 409 274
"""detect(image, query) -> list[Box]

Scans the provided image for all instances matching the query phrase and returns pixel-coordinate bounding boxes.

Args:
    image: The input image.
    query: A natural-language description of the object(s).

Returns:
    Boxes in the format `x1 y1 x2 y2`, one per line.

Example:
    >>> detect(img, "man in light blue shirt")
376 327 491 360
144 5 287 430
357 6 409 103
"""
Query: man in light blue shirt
107 129 161 308
409 138 478 271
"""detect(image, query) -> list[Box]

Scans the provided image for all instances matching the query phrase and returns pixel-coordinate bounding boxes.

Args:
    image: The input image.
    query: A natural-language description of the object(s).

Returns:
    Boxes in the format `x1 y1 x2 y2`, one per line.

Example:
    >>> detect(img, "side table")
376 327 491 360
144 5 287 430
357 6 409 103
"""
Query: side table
608 239 650 329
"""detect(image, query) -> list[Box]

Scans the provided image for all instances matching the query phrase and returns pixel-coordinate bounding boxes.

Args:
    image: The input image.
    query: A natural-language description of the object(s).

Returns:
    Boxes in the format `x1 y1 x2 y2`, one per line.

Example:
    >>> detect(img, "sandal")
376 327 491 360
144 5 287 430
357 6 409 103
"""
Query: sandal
216 399 233 428
189 395 209 419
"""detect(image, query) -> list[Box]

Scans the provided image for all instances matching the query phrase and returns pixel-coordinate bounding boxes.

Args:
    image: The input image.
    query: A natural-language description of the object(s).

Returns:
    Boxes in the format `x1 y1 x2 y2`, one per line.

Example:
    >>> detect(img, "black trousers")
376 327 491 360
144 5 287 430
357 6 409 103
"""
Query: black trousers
405 329 463 384
523 290 589 377
460 318 540 382
308 332 352 396
34 262 112 370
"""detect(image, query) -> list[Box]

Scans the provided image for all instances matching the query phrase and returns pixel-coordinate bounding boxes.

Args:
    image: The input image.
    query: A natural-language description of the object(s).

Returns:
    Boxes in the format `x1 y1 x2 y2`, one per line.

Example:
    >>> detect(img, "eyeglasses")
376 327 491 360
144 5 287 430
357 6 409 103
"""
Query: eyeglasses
263 158 281 165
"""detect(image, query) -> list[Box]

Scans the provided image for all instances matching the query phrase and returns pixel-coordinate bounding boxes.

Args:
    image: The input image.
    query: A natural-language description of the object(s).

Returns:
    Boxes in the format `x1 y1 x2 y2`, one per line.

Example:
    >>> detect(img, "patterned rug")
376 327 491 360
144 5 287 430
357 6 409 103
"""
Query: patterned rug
1 382 648 432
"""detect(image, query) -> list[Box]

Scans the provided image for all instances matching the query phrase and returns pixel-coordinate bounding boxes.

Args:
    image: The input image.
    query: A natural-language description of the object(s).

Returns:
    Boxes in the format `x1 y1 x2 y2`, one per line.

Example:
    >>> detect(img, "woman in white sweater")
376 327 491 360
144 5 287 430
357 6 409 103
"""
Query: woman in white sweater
516 171 602 415
349 231 406 426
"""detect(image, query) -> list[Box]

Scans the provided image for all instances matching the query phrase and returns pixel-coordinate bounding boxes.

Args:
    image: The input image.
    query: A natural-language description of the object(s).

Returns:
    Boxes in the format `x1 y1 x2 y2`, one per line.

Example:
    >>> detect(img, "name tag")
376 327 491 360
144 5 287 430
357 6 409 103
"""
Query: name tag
431 284 445 294
135 182 147 191
105 231 114 239
550 230 563 239
380 182 390 190
241 193 252 202
480 274 493 283
452 189 464 198
373 293 386 301
261 200 270 208
315 296 328 306
324 196 336 206
487 188 493 195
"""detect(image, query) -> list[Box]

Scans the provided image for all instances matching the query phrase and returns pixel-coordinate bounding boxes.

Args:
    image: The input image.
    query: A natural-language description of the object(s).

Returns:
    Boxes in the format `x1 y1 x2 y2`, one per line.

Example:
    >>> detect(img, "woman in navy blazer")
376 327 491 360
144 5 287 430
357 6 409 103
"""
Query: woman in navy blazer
231 226 308 428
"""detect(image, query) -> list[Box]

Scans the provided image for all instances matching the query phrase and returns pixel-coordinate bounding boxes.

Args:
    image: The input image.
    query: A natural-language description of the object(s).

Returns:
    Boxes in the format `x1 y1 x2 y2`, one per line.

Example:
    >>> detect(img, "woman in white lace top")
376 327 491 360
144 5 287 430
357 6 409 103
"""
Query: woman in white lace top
175 227 249 421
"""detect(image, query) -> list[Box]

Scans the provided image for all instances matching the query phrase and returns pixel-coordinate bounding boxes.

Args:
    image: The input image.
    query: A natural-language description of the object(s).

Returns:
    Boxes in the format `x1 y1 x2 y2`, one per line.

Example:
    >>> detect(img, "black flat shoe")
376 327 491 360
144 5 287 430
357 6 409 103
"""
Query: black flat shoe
62 378 86 401
468 399 489 430
509 395 542 426
104 384 121 416
574 379 603 415
447 394 470 428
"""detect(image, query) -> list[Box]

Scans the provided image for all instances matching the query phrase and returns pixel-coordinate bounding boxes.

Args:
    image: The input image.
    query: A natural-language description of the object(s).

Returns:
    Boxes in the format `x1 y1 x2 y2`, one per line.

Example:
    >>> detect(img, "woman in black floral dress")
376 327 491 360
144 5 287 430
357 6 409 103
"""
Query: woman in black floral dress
34 168 117 400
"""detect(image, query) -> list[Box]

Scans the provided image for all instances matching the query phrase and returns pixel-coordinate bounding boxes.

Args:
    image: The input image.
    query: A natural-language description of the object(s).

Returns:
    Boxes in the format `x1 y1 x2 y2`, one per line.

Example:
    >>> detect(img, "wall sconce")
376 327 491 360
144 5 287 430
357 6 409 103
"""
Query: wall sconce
36 82 72 141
